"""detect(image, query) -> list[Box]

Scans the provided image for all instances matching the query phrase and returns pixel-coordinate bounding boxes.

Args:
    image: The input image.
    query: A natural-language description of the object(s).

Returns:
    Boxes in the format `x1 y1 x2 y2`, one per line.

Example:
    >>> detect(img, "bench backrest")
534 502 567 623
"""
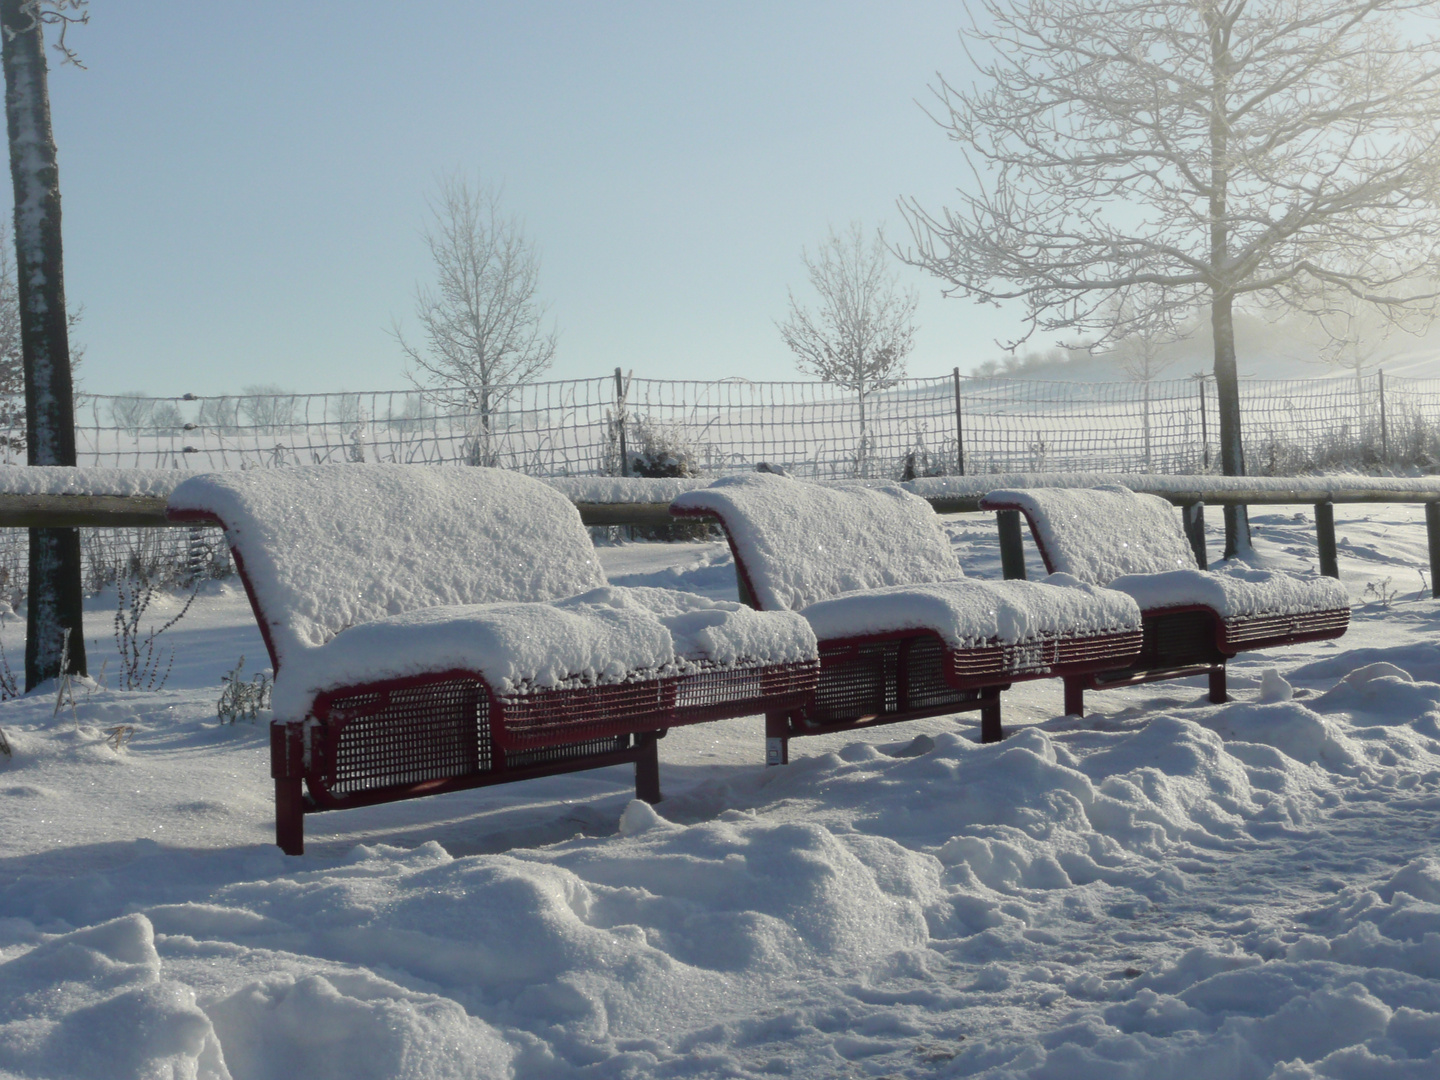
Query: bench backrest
671 473 962 611
168 465 606 669
981 485 1198 585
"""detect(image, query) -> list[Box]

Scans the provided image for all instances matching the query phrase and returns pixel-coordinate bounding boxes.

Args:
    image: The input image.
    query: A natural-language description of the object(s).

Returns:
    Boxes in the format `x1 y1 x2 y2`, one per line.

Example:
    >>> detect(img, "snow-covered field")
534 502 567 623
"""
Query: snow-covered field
2 506 1439 1079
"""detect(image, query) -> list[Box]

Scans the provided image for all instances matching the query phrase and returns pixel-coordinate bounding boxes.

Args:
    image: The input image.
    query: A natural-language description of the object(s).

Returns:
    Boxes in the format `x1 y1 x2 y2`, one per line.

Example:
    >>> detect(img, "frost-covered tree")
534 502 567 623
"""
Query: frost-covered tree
902 0 1440 554
1300 268 1433 380
396 176 556 465
777 222 918 476
1102 294 1191 470
2 0 88 688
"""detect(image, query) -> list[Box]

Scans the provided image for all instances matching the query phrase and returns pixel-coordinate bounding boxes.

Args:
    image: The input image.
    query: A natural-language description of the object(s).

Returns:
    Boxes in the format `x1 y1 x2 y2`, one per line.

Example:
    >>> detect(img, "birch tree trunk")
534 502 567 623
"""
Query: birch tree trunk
2 0 86 689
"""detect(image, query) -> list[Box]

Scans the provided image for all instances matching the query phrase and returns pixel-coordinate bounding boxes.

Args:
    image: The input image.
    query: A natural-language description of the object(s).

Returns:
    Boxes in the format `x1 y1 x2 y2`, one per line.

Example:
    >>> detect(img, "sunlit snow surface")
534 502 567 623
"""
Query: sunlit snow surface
3 506 1440 1079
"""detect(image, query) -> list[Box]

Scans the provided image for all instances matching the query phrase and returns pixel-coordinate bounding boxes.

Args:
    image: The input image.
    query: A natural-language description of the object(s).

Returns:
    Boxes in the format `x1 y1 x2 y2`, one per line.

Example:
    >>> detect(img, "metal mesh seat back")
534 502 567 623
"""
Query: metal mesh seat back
168 465 607 667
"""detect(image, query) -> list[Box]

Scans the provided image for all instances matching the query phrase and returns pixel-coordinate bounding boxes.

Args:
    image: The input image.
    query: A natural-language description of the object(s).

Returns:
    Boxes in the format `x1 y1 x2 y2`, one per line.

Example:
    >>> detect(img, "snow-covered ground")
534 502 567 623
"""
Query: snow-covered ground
2 506 1439 1079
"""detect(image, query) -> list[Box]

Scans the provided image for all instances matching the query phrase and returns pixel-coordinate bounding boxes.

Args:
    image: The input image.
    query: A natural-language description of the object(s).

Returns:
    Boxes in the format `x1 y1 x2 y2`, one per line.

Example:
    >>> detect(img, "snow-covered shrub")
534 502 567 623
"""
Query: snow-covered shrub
627 414 715 540
897 427 958 480
628 414 696 478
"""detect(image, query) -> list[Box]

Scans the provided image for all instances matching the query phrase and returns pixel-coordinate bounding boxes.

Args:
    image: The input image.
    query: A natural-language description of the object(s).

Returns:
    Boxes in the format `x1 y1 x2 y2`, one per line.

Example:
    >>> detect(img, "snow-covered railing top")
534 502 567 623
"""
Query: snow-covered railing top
4 466 1440 529
671 473 963 611
167 465 608 666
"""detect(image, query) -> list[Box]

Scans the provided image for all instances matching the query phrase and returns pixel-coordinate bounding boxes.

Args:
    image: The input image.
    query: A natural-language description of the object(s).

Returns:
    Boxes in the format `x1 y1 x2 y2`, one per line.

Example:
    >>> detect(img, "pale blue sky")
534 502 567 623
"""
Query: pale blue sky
38 1 1023 396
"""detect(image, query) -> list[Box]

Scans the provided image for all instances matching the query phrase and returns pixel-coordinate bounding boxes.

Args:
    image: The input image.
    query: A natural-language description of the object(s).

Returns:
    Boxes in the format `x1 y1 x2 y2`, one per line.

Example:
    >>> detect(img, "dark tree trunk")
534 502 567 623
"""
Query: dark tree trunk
1211 293 1251 556
1204 9 1250 558
2 0 86 688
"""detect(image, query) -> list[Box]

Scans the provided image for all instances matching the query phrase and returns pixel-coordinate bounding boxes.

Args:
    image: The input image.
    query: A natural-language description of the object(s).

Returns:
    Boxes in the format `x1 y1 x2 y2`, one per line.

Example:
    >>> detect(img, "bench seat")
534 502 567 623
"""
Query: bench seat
168 465 818 853
978 485 1350 710
672 473 1143 755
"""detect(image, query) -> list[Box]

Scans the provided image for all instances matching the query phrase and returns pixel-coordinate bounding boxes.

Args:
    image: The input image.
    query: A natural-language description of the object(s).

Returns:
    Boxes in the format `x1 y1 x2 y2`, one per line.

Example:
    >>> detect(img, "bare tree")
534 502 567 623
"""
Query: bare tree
396 176 556 465
2 0 88 688
1302 268 1433 377
1296 277 1432 446
1104 295 1191 471
901 0 1440 555
778 222 919 476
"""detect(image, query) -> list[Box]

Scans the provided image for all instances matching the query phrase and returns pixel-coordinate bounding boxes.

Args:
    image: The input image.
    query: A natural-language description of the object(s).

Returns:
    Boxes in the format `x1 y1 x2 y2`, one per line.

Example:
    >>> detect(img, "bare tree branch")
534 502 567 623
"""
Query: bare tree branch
395 175 557 460
900 0 1440 551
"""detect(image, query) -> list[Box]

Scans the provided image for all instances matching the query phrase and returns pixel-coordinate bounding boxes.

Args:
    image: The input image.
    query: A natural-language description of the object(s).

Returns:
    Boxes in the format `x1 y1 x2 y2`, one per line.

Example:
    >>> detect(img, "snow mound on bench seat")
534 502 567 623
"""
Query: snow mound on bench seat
982 485 1197 583
1110 566 1350 619
272 587 816 717
167 465 607 666
623 586 816 667
801 575 1141 648
671 473 962 611
983 484 1348 618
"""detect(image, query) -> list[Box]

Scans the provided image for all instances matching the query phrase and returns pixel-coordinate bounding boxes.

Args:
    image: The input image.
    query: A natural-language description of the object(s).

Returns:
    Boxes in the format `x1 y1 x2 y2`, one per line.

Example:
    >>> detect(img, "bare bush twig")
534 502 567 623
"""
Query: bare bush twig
114 568 197 691
217 655 272 723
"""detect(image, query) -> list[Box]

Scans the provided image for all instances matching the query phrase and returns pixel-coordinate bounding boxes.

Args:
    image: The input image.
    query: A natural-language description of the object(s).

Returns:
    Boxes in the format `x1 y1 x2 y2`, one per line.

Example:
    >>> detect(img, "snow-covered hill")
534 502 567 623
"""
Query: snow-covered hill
967 309 1440 383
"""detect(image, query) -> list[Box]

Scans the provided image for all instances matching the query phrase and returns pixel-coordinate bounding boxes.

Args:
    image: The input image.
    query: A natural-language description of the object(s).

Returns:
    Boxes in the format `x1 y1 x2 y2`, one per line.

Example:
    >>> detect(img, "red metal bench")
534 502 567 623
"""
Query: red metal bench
167 465 818 854
670 473 1143 760
978 485 1350 712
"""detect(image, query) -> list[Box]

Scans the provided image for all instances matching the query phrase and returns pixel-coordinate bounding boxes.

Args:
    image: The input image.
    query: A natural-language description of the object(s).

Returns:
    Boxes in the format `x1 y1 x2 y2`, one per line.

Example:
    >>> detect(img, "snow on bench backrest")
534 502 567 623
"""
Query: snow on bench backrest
984 485 1198 585
671 473 962 611
168 465 606 667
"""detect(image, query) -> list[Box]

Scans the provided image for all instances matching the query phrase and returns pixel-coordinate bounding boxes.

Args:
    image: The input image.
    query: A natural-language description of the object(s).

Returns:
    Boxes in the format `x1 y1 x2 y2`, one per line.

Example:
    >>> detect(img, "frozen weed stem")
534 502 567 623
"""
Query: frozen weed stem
217 655 272 723
114 567 196 691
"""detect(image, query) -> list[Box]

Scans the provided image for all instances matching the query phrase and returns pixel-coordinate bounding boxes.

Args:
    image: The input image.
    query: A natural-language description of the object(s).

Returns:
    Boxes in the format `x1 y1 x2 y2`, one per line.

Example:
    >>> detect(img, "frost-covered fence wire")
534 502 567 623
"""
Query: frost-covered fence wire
0 372 1429 600
0 371 1431 476
0 371 1426 478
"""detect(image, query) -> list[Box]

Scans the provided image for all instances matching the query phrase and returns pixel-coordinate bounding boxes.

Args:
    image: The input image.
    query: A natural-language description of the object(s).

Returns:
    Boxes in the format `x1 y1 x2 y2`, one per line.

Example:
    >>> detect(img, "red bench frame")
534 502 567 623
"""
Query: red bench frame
977 494 1350 713
169 501 816 856
671 502 1142 759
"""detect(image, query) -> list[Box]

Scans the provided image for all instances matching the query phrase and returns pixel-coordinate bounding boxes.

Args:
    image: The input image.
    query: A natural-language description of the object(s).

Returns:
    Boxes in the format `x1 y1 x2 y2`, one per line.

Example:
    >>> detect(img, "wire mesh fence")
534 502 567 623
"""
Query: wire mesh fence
0 369 1435 599
0 369 1425 479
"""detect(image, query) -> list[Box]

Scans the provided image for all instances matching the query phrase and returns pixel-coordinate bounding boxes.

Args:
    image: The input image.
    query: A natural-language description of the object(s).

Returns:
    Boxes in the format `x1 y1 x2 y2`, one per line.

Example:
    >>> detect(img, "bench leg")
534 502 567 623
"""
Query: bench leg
271 720 306 855
979 692 1004 744
275 777 305 856
765 712 789 766
1063 678 1084 717
1209 665 1227 704
634 732 662 804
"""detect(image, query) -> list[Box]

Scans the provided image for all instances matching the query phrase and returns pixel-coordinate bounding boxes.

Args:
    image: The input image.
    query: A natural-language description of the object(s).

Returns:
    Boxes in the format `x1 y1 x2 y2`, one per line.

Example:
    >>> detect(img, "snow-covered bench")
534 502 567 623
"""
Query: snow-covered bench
670 473 1144 759
167 465 818 854
978 485 1350 711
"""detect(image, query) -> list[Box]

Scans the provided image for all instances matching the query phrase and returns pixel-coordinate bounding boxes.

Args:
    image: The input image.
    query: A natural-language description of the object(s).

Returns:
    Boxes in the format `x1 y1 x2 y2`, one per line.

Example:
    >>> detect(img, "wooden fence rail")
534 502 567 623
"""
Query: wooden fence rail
2 471 1438 596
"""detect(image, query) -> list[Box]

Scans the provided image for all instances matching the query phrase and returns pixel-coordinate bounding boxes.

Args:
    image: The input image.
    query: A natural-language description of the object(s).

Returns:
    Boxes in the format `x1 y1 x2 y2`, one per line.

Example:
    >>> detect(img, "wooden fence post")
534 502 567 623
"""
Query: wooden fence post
1427 502 1440 599
1198 376 1209 470
1315 500 1339 579
997 509 1027 580
614 367 629 477
1183 502 1207 570
1379 369 1388 463
952 367 966 476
